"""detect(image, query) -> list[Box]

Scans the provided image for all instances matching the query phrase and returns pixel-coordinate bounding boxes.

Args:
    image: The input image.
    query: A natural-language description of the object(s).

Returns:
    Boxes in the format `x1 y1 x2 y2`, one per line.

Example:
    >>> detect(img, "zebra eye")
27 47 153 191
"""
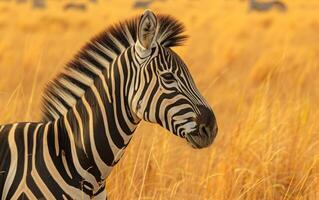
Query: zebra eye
161 72 175 82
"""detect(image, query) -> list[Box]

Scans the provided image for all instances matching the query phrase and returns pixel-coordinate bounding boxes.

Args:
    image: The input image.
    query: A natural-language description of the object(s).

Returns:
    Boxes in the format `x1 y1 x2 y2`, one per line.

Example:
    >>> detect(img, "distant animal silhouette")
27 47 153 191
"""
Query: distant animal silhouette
14 0 96 9
249 0 287 12
16 0 27 3
15 0 45 8
134 0 160 9
32 0 46 8
63 2 87 11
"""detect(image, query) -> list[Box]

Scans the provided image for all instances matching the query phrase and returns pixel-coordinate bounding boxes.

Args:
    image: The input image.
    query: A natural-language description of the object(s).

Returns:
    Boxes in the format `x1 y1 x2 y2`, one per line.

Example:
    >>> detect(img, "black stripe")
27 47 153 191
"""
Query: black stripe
7 123 27 199
17 192 28 200
84 89 114 166
54 81 80 100
62 74 90 91
88 44 113 63
33 124 68 198
0 125 12 196
73 99 102 181
26 124 44 198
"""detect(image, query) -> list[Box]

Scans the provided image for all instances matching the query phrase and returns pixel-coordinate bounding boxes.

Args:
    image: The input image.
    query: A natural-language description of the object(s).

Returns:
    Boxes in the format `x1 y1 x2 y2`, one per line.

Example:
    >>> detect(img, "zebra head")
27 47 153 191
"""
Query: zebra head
131 10 218 149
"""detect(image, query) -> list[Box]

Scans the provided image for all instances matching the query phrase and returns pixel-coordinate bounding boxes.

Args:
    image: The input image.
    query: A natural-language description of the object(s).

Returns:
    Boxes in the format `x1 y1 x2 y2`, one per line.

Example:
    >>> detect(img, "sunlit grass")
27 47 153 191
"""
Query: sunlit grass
0 0 318 199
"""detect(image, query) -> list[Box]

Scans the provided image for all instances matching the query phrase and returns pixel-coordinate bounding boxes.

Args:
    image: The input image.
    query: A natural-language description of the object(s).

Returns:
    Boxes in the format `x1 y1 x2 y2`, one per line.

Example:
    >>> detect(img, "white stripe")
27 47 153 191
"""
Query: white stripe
91 86 120 154
2 124 18 199
66 68 94 86
62 117 99 188
62 194 68 200
92 190 107 200
159 30 173 45
148 88 161 122
172 112 196 122
128 59 137 100
45 105 60 120
95 42 117 59
112 56 137 144
123 25 135 45
133 58 141 90
24 188 38 200
54 120 60 156
31 124 55 200
158 94 186 130
61 150 72 179
124 51 140 128
80 58 112 103
53 86 77 106
72 107 88 157
86 51 111 69
45 95 68 115
10 123 30 199
167 104 191 132
58 78 85 97
42 122 90 199
109 34 125 51
82 97 112 179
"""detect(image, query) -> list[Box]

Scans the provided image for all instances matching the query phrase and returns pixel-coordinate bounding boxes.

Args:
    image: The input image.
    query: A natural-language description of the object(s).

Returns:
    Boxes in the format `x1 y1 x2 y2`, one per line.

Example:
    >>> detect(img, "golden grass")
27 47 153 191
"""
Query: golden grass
1 0 319 199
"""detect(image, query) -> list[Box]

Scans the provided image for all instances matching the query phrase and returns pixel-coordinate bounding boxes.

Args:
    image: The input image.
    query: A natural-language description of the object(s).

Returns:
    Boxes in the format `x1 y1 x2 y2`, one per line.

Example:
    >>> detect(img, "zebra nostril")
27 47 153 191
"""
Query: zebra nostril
200 124 209 136
199 121 218 138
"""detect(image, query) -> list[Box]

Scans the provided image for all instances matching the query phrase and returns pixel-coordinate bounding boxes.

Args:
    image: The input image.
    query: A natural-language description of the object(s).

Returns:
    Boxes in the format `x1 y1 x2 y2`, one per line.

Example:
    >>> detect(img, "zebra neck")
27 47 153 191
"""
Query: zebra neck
51 47 141 181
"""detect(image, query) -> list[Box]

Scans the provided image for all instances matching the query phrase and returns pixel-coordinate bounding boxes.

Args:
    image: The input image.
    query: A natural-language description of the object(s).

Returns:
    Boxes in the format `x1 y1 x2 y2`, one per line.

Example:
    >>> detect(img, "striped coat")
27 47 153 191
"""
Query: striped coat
0 10 217 199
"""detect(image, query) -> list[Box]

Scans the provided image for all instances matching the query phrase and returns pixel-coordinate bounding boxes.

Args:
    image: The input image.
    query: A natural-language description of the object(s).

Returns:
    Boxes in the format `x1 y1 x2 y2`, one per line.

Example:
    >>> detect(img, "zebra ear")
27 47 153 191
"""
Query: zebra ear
137 10 158 50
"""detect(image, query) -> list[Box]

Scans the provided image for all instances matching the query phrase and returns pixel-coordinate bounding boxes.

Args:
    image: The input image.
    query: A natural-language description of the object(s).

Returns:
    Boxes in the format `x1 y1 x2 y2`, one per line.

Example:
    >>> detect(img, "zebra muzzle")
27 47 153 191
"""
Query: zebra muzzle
185 105 218 149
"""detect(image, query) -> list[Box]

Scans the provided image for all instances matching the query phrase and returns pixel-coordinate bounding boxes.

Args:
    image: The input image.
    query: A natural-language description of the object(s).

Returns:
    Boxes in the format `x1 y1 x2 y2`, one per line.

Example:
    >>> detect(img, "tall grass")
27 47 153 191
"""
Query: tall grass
0 0 318 199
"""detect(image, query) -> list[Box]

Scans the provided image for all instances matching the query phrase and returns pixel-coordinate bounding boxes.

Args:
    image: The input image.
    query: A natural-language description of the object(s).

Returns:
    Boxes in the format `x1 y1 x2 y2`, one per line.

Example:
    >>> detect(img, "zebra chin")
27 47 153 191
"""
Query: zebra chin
185 126 218 149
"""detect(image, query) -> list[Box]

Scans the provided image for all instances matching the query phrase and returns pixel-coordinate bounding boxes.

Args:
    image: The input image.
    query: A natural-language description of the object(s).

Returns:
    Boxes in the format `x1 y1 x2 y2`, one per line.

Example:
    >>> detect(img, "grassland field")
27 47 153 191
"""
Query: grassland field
0 0 319 199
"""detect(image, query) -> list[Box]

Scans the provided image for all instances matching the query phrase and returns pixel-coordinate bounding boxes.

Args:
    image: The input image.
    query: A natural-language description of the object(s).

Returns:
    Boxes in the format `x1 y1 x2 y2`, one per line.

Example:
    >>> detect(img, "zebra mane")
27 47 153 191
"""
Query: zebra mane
41 14 187 121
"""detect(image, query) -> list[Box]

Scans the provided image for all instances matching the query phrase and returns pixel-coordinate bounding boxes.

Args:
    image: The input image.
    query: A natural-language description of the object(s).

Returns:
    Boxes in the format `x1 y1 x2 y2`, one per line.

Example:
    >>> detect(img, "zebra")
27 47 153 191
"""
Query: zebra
0 10 218 199
249 0 287 12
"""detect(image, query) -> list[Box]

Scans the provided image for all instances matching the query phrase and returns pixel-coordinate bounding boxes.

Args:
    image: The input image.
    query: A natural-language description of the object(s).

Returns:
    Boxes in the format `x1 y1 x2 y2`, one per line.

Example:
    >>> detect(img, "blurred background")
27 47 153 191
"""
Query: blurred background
0 0 319 199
